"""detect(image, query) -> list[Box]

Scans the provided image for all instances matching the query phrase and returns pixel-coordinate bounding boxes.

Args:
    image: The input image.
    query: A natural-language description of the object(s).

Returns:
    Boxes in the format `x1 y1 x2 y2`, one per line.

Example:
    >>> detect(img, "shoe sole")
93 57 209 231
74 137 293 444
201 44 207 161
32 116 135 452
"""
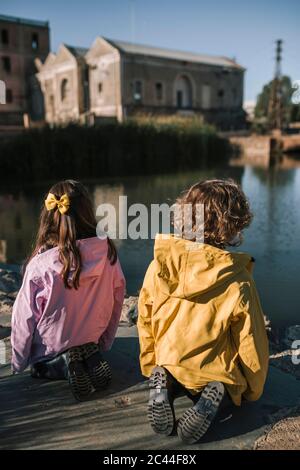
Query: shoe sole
148 366 175 436
88 359 112 390
177 381 225 444
67 347 93 401
81 343 112 391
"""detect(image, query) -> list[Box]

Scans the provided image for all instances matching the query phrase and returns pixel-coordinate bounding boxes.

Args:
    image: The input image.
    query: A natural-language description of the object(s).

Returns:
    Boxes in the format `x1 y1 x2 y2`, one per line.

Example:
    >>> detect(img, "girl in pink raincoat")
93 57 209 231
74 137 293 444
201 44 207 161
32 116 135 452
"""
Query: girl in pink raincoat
11 180 125 401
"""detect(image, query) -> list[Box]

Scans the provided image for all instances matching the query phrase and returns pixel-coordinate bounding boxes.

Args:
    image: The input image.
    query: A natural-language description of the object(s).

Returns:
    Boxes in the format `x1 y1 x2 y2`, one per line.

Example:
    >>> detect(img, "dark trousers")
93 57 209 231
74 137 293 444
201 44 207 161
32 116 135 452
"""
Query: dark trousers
165 369 202 404
165 368 231 408
31 353 68 380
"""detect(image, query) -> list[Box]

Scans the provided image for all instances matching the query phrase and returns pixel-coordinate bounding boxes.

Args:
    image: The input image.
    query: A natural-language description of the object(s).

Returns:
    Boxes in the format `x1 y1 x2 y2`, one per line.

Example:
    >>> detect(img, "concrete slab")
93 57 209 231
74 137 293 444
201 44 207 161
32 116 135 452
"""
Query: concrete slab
0 326 299 450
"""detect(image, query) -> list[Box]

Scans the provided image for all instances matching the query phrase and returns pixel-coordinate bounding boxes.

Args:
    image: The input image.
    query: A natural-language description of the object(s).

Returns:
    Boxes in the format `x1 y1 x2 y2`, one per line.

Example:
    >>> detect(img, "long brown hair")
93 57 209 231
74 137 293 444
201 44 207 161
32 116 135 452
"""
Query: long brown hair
27 180 117 289
175 179 253 248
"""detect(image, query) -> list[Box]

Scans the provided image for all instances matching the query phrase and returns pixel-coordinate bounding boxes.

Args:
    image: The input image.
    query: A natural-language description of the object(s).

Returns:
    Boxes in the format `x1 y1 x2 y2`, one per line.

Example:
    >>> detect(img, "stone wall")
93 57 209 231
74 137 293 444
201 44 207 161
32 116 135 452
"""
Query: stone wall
86 39 122 120
229 135 271 165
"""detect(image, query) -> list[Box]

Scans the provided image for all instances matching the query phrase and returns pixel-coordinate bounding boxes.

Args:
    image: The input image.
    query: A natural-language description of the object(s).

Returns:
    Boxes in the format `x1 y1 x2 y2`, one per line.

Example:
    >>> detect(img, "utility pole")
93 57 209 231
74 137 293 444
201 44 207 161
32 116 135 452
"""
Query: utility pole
268 39 283 131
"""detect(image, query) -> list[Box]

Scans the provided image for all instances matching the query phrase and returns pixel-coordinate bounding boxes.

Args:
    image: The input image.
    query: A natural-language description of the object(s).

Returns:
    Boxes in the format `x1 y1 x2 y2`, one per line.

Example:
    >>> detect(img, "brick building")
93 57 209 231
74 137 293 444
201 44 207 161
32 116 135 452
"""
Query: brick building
0 14 50 126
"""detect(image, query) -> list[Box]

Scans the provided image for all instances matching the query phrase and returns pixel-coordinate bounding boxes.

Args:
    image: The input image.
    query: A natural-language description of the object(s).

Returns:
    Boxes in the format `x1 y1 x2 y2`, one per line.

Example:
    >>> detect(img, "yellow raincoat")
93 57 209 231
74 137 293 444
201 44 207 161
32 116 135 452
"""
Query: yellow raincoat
137 234 269 406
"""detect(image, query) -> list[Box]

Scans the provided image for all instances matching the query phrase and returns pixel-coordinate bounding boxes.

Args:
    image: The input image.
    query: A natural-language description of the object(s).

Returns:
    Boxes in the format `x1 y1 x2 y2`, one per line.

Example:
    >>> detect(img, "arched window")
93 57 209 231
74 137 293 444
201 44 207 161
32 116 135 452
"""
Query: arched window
174 75 192 108
61 78 69 102
1 29 9 45
133 80 142 103
155 82 163 101
32 33 39 50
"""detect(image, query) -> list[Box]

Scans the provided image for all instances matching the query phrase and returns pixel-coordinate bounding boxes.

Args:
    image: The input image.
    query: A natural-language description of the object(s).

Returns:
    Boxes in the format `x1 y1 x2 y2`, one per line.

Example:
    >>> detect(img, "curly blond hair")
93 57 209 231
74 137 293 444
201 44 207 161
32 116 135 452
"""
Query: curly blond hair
175 179 253 248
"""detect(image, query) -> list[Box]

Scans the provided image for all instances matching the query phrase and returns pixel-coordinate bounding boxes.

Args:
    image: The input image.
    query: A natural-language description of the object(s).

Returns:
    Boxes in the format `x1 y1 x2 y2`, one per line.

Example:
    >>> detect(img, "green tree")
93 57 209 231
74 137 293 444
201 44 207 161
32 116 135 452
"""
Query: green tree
254 76 300 131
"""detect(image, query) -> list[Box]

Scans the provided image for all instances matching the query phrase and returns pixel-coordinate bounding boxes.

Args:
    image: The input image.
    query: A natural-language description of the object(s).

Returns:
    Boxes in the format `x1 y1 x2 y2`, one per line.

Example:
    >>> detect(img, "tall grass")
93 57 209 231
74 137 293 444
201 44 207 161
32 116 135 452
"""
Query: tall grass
0 118 231 182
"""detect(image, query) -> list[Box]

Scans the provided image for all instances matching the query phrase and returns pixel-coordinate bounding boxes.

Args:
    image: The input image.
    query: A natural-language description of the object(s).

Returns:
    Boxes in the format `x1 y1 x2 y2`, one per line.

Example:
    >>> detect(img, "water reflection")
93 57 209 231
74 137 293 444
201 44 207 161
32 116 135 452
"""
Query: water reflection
240 165 300 330
0 240 7 263
0 161 299 331
0 193 41 264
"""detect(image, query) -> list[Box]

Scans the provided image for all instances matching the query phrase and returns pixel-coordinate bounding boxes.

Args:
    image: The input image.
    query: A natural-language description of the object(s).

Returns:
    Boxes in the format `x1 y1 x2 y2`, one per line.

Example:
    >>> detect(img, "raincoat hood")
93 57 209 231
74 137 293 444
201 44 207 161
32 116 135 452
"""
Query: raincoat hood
154 234 252 299
37 237 109 283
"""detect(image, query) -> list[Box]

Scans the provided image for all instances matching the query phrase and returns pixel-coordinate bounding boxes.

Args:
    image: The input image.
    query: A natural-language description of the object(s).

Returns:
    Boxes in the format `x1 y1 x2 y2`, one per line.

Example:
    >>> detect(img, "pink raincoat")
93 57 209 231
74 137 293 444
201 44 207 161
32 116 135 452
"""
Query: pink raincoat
11 237 125 372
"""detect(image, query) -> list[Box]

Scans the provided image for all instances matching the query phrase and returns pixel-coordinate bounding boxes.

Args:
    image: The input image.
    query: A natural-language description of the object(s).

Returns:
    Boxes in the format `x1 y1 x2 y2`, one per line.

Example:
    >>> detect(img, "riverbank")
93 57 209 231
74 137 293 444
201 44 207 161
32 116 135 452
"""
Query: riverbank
0 267 299 450
0 118 231 182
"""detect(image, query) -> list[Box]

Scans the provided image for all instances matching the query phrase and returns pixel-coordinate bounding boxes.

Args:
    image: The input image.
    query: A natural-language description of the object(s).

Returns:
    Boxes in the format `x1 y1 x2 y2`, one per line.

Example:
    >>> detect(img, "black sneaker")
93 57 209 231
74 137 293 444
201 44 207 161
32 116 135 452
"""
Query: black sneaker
148 366 175 436
81 342 112 391
31 362 48 379
177 381 225 444
66 346 93 401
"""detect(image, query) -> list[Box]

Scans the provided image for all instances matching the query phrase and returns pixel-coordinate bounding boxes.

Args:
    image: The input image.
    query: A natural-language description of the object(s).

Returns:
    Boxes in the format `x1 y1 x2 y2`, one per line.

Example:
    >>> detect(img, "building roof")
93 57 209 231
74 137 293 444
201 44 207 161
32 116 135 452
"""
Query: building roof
37 45 90 72
64 45 89 58
0 13 49 28
105 38 244 70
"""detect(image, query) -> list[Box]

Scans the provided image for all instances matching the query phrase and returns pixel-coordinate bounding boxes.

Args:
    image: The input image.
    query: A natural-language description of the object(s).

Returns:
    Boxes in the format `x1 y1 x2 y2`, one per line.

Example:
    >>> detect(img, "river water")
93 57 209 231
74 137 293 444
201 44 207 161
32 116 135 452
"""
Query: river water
0 159 299 332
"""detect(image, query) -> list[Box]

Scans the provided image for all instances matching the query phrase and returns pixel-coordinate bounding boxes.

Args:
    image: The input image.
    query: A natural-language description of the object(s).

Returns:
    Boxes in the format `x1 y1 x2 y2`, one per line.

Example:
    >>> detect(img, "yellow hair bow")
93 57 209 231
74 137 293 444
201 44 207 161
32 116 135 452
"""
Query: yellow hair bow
45 193 70 214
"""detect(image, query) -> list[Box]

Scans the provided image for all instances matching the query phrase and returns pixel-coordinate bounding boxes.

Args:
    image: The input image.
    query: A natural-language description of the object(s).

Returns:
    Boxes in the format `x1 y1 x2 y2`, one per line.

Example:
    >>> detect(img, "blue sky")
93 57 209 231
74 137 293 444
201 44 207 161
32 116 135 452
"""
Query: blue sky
1 0 299 102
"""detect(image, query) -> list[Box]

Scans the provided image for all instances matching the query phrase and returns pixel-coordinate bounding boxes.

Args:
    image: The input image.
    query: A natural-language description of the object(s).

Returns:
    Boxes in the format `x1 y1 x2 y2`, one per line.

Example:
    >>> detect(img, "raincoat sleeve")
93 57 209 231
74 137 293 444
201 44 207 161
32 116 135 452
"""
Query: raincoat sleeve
11 268 45 373
100 260 126 352
137 260 156 377
231 280 269 401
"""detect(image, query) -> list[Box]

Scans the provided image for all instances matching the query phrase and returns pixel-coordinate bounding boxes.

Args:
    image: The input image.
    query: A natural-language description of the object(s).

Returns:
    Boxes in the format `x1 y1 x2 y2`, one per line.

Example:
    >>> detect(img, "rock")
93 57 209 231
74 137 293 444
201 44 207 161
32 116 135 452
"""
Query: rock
0 326 11 340
263 316 282 355
114 396 131 408
264 315 271 331
270 325 300 378
254 414 300 450
120 296 138 325
0 291 15 317
0 269 22 294
270 349 300 379
0 292 14 305
283 325 300 349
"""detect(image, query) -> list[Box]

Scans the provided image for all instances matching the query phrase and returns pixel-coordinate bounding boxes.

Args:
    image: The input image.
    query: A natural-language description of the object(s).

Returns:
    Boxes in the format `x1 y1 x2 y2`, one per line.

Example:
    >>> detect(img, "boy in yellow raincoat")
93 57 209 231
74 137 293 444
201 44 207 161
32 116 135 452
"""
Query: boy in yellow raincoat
137 179 269 444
